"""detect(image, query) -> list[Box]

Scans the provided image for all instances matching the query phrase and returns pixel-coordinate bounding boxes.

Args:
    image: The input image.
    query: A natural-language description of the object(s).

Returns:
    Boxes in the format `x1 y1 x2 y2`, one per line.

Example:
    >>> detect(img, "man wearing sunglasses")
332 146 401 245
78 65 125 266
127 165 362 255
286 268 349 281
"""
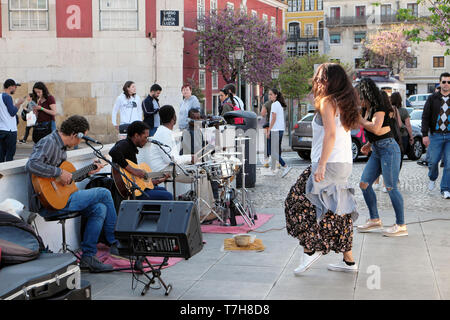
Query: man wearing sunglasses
422 72 450 199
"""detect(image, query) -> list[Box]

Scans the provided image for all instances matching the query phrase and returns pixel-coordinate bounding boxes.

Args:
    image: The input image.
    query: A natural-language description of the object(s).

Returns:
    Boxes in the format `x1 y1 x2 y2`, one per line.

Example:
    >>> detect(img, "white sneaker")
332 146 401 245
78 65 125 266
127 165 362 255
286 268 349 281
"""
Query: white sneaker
294 251 322 275
382 186 388 193
442 191 450 199
281 166 292 178
372 183 380 191
327 260 358 273
383 224 408 237
428 180 436 191
356 219 383 232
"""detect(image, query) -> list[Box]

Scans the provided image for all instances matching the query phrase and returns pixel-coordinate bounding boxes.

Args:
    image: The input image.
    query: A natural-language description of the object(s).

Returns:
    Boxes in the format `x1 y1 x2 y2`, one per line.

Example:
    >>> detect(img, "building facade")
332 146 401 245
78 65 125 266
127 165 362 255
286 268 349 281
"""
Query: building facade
184 0 286 115
0 0 184 143
282 0 324 57
323 0 448 96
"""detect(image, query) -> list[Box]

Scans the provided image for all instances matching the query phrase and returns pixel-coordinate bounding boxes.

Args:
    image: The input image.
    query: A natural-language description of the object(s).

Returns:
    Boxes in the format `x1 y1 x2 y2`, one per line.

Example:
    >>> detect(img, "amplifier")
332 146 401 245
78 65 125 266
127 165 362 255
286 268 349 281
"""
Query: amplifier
114 200 203 260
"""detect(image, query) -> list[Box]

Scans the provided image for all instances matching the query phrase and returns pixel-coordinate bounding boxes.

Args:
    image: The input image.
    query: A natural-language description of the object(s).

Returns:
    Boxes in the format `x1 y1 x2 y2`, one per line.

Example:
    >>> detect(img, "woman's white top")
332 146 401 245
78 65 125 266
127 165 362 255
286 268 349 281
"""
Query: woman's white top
269 101 285 131
311 112 352 164
111 93 142 126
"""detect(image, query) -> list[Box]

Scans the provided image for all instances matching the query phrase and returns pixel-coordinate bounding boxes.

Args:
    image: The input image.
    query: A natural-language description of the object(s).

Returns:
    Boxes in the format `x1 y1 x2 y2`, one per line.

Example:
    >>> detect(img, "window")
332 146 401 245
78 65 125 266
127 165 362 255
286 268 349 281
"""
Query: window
330 33 341 44
226 2 234 11
433 56 445 68
407 3 418 17
427 84 438 93
354 31 366 43
100 0 138 31
330 7 340 18
9 0 49 31
288 0 301 12
199 70 206 89
199 42 205 67
305 24 313 37
271 17 276 31
381 4 391 16
288 22 300 38
298 42 308 56
262 14 268 24
406 57 417 68
317 0 323 10
309 42 319 54
318 21 324 40
212 71 218 89
287 44 297 56
251 10 257 18
355 58 364 69
210 0 217 14
355 6 366 17
305 0 314 11
198 0 205 20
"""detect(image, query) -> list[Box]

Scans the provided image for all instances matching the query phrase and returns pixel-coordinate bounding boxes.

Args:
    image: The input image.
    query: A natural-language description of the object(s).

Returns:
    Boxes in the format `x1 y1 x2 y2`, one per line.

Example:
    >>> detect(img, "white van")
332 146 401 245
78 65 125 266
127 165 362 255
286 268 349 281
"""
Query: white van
407 94 431 108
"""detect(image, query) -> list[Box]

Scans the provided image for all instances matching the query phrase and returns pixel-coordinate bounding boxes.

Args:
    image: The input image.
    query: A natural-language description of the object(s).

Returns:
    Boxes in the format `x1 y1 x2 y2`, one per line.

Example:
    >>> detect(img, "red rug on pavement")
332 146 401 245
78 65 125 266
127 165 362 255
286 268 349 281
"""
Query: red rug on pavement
200 213 273 234
95 243 183 273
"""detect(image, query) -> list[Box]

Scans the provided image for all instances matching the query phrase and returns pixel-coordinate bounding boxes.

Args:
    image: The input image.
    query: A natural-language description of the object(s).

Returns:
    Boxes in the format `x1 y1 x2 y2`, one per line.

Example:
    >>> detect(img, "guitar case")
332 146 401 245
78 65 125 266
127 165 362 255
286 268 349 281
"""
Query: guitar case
0 253 81 300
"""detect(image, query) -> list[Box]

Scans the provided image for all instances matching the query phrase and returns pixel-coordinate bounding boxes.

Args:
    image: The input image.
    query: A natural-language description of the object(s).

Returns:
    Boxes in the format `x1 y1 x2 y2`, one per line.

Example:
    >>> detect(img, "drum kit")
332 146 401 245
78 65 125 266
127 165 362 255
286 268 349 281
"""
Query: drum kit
183 137 257 227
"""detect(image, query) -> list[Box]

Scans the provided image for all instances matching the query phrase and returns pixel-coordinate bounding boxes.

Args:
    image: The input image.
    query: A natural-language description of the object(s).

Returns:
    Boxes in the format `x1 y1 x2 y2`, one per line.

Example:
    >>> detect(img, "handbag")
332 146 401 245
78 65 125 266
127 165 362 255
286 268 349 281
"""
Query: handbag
20 109 27 122
32 121 52 143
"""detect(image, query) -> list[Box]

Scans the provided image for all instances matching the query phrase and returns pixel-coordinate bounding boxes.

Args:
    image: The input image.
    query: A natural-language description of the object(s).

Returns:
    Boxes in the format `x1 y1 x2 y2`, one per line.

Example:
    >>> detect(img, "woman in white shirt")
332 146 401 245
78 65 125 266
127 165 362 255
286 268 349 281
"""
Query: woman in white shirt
112 81 143 134
267 88 291 177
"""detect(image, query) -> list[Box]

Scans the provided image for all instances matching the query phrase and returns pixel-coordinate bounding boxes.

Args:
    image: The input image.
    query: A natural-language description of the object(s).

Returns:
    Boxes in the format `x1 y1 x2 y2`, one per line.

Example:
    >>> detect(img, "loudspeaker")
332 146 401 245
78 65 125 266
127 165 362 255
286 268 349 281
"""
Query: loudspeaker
114 200 203 260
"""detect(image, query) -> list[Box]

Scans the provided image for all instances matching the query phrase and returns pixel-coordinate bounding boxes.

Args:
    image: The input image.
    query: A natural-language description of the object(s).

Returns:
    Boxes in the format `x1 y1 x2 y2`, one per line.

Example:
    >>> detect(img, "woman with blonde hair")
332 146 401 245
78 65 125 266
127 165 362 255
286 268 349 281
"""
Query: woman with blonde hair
284 63 360 274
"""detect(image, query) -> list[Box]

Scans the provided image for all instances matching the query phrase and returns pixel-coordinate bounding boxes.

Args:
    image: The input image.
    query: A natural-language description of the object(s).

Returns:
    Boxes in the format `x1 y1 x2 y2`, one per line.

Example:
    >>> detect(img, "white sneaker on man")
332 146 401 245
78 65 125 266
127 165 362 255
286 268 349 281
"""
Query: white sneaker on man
294 252 322 275
327 260 358 273
383 224 408 237
356 219 383 232
442 191 450 199
428 180 436 191
282 166 292 178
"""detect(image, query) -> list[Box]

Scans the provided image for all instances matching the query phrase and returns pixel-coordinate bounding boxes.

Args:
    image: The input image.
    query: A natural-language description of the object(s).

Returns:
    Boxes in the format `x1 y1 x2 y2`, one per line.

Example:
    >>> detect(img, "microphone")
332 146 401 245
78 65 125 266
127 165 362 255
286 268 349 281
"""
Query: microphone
147 138 170 148
77 133 102 144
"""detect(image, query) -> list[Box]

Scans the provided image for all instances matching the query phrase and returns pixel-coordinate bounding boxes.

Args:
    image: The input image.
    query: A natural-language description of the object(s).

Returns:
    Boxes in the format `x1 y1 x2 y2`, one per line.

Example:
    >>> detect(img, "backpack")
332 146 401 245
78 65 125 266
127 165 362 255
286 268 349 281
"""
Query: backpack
232 104 244 125
0 211 45 267
390 109 404 154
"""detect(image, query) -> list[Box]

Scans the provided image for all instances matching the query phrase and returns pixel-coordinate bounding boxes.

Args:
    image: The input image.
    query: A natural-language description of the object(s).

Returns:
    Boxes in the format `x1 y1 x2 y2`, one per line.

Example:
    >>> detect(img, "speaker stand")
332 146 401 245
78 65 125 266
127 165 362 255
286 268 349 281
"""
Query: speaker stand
133 256 173 296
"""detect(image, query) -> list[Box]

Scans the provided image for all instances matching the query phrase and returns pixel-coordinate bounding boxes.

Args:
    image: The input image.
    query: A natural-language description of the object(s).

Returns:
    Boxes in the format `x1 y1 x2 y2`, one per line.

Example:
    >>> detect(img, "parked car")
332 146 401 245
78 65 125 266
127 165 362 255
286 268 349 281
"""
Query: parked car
405 107 414 115
409 109 423 128
407 94 431 108
291 113 367 161
407 122 426 160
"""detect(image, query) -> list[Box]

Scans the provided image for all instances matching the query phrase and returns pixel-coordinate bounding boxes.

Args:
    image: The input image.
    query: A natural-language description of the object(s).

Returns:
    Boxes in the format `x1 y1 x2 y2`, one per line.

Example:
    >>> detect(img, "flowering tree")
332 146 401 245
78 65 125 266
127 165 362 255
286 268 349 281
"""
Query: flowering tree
397 0 450 55
196 9 286 85
362 25 414 74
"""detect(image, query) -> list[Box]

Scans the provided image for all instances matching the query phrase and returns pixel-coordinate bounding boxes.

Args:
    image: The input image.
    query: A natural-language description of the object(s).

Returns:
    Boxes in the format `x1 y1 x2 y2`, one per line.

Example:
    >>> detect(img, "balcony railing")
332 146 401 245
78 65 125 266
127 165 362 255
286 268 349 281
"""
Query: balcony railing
287 33 319 42
325 14 419 27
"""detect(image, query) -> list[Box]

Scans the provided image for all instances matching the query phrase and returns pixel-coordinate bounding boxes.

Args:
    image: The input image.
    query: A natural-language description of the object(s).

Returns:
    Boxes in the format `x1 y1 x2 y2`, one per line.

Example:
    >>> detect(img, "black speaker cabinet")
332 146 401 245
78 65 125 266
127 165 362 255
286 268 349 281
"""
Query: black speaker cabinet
114 200 203 260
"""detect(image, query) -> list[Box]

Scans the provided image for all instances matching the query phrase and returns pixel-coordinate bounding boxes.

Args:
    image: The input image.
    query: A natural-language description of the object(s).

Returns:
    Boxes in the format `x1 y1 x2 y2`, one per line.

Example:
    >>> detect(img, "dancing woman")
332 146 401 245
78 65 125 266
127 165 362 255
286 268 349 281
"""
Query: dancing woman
284 63 360 274
356 78 407 237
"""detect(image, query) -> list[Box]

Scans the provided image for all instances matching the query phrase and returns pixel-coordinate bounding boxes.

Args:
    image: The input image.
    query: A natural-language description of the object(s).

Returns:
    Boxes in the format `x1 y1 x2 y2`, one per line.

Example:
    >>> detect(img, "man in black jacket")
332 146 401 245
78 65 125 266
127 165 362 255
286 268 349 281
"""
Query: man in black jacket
422 72 450 199
142 84 162 137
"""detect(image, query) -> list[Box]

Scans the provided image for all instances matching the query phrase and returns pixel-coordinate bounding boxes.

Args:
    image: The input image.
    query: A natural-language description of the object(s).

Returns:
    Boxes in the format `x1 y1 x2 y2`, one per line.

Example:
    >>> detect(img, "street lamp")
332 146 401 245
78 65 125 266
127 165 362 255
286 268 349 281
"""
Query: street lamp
234 46 245 99
271 68 280 80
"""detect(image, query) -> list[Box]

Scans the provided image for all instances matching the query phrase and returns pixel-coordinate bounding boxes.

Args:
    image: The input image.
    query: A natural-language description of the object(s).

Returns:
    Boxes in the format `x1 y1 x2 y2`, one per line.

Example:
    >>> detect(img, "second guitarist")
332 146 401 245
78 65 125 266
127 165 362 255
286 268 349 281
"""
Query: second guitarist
109 120 172 200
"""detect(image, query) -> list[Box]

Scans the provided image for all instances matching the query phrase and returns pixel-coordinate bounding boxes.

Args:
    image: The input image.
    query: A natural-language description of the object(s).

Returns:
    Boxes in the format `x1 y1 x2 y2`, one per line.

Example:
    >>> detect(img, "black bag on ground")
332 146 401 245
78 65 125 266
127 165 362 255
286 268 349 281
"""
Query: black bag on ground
32 121 52 143
80 174 124 244
0 211 45 266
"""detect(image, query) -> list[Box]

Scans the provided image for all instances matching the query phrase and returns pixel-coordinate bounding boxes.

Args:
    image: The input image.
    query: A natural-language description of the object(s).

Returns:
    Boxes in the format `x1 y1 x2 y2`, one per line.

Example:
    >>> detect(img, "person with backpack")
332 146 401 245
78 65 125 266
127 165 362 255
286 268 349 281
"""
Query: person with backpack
356 78 406 237
220 89 243 125
223 84 245 111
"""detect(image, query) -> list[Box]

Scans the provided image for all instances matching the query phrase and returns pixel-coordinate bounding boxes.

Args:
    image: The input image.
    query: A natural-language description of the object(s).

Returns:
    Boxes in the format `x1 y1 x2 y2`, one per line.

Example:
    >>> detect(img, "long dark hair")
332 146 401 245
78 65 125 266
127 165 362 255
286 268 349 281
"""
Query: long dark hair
312 63 359 130
380 90 394 114
357 77 384 116
222 88 236 107
32 82 50 101
123 81 135 99
390 92 402 109
269 88 287 108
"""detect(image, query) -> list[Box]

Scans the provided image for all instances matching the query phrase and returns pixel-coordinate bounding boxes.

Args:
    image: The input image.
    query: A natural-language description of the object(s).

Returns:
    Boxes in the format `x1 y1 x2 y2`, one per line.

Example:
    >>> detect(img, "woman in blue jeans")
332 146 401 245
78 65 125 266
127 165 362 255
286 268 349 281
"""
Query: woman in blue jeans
356 78 407 237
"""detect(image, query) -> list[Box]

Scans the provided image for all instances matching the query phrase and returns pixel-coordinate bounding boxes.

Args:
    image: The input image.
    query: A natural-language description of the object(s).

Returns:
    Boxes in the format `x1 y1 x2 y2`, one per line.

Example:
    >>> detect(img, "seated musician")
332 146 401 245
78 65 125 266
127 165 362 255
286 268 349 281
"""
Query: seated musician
109 120 172 200
146 105 194 180
25 115 119 272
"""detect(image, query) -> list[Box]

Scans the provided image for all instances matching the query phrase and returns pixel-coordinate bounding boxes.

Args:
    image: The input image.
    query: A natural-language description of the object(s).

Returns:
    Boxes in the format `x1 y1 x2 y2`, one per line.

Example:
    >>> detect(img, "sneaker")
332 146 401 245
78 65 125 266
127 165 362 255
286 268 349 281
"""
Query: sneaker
357 219 383 232
428 180 436 191
417 160 428 167
372 183 380 191
382 186 388 193
18 139 26 144
383 224 408 237
294 251 322 275
79 255 113 272
281 166 292 178
109 242 128 260
263 162 269 168
327 260 358 273
442 191 450 199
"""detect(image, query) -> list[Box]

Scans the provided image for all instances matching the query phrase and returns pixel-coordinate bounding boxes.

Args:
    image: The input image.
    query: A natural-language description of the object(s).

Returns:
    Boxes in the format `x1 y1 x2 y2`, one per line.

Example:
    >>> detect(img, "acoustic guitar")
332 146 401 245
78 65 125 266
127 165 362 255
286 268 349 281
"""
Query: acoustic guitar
111 159 171 198
31 159 107 210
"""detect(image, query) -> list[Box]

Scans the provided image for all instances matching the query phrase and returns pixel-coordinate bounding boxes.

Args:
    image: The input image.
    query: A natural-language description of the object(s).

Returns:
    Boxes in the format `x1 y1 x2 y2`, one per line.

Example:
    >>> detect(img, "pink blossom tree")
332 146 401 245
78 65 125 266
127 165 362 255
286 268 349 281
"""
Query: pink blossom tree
362 25 414 74
196 9 286 85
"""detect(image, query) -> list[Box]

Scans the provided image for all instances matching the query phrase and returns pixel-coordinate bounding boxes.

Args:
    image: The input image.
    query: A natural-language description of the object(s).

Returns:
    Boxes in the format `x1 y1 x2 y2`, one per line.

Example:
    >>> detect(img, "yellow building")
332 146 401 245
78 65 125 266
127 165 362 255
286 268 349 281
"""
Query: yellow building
282 0 325 56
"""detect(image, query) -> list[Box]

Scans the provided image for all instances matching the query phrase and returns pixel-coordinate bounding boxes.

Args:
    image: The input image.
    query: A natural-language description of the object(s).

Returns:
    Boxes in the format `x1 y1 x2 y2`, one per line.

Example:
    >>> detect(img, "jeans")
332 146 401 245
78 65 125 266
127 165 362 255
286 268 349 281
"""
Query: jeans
51 120 56 132
268 130 286 167
428 132 450 192
139 186 173 201
40 188 117 257
360 137 404 225
0 130 17 162
22 126 33 141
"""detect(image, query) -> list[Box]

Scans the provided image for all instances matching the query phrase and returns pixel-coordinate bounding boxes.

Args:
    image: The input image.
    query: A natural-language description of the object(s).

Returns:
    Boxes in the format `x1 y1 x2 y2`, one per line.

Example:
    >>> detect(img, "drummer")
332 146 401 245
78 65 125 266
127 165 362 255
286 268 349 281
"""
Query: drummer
182 109 219 201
